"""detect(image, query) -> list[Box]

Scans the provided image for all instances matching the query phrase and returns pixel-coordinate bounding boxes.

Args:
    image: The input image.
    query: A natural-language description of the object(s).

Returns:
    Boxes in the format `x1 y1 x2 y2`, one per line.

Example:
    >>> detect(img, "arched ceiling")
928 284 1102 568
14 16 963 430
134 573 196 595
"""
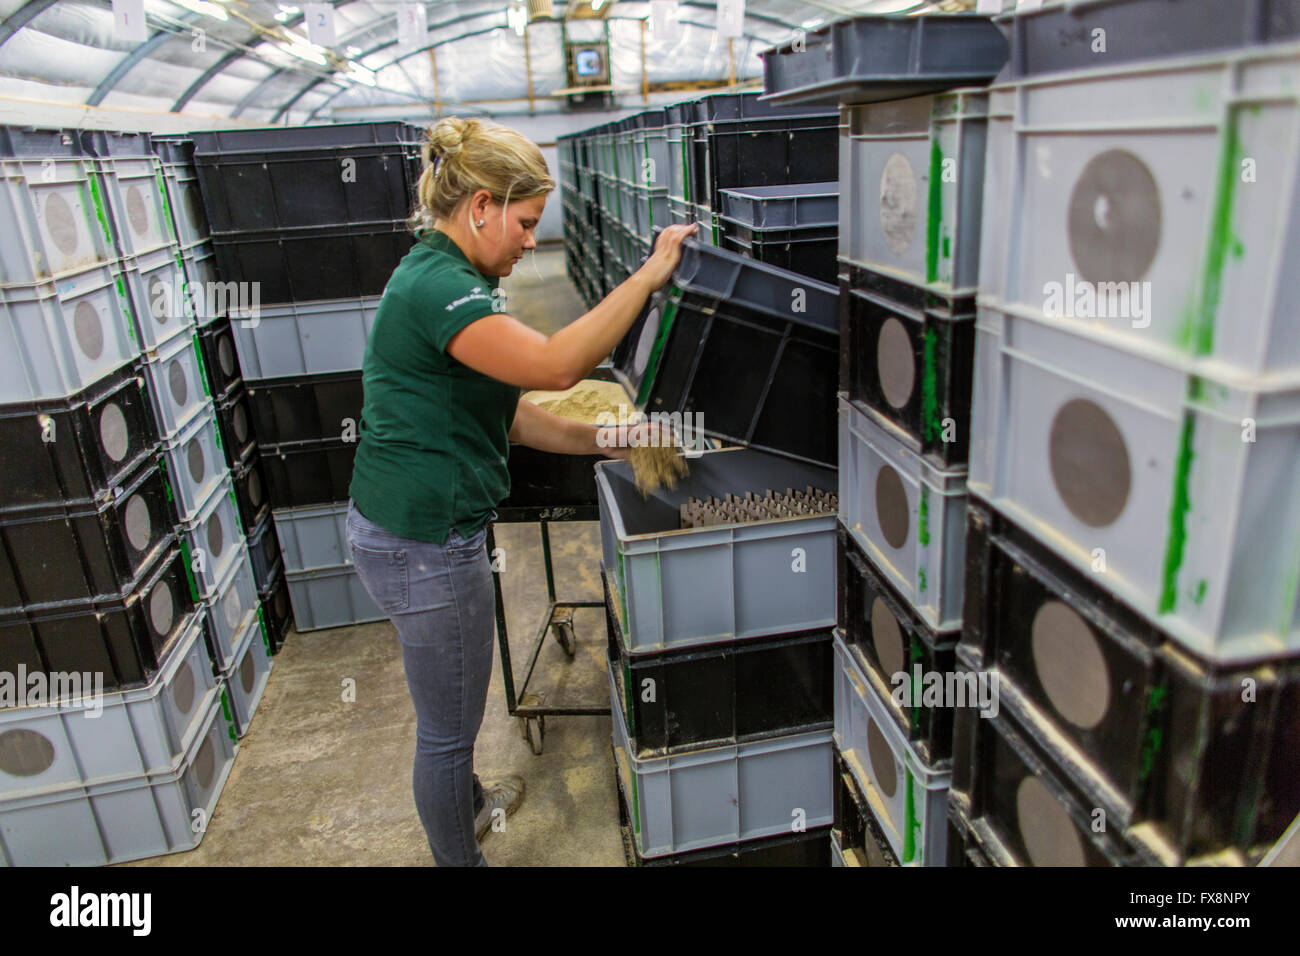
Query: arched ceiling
0 0 968 125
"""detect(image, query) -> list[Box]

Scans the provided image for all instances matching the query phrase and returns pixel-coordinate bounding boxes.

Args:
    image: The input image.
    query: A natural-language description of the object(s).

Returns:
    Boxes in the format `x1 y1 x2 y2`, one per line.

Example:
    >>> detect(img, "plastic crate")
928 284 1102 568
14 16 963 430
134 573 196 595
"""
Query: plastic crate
1000 0 1300 81
596 447 837 654
92 154 177 258
260 438 358 510
838 398 968 632
959 500 1300 858
667 196 713 240
209 222 415 307
141 331 209 441
759 14 1008 107
841 263 977 468
246 510 282 592
231 452 271 544
664 106 696 203
945 795 996 868
0 152 116 285
718 182 838 231
838 525 957 767
0 690 236 866
613 238 840 467
0 261 141 403
613 681 833 860
970 303 1300 662
978 47 1300 377
0 545 198 693
203 544 259 673
159 403 226 525
0 459 177 610
720 226 838 285
0 609 215 797
231 297 378 379
194 315 242 402
119 243 193 351
221 608 273 738
0 360 159 513
179 478 245 602
258 565 293 654
179 241 223 326
285 562 384 631
832 749 900 867
245 371 364 447
630 184 670 238
832 632 949 866
841 90 989 294
213 384 257 470
604 568 832 756
272 500 350 573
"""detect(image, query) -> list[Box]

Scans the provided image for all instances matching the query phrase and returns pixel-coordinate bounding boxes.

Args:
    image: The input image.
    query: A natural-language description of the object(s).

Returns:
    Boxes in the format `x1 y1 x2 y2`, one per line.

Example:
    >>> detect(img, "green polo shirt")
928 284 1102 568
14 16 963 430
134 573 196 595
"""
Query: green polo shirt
349 228 521 543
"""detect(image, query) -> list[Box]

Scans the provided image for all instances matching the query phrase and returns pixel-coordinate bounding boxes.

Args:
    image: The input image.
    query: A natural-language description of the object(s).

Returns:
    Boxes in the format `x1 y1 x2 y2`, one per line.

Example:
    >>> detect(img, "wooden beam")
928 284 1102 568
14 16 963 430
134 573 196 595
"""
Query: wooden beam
727 38 736 88
427 48 442 116
523 25 535 112
639 19 649 105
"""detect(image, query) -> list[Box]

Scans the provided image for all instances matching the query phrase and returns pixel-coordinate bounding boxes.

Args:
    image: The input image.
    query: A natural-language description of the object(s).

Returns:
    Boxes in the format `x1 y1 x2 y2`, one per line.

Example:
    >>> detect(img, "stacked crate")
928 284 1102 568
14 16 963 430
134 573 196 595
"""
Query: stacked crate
190 123 424 632
761 11 1011 867
601 236 846 866
948 0 1300 868
0 126 241 864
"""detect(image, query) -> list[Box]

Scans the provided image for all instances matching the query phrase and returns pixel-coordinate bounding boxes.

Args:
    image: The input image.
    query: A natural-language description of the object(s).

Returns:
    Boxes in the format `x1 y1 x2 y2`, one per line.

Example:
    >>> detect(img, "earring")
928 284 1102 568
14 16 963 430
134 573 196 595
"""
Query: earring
475 219 485 227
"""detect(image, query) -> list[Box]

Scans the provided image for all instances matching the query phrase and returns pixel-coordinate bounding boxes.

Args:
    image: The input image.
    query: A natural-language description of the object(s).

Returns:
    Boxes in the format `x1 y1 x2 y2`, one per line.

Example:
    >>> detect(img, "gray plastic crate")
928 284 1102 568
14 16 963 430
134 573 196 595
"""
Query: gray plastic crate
839 397 967 632
120 243 193 351
142 331 209 440
273 501 349 573
719 182 838 231
180 241 224 326
286 562 384 631
665 119 693 203
160 163 209 249
0 610 215 797
230 296 379 379
0 690 236 866
841 90 988 294
180 478 246 601
969 302 1300 663
636 124 673 192
759 14 1008 107
161 403 228 524
832 631 949 866
0 262 140 403
612 667 834 859
205 545 260 672
596 447 837 654
93 154 178 258
978 47 1300 376
667 197 714 242
631 184 671 237
0 155 116 285
221 607 273 738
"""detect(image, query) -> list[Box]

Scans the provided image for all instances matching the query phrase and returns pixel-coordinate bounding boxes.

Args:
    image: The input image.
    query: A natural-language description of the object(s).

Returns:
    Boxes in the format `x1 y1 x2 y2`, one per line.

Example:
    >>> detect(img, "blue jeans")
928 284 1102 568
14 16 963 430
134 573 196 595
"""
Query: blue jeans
345 499 497 867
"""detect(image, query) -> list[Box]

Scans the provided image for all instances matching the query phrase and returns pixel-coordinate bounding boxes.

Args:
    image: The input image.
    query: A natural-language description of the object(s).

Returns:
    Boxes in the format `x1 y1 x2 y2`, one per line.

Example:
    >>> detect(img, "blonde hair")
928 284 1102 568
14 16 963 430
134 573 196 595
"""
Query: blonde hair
411 116 554 234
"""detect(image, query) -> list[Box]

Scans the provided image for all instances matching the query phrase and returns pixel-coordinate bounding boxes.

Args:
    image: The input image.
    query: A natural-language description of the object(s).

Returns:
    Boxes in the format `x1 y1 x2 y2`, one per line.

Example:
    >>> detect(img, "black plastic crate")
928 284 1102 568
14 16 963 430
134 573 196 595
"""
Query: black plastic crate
210 224 415 307
837 525 957 766
832 749 899 867
613 237 839 467
214 384 257 470
0 545 199 693
258 564 293 655
259 438 358 509
614 761 831 867
246 510 282 593
245 372 364 447
195 316 243 403
231 451 271 534
720 226 838 285
0 461 178 610
945 797 995 868
191 122 421 234
840 262 976 469
503 445 603 513
0 361 161 513
604 570 832 757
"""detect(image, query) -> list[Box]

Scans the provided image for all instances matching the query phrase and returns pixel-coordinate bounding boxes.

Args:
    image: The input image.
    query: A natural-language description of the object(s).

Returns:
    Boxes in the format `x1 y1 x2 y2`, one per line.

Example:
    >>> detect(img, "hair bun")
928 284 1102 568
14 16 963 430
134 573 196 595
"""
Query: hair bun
427 116 480 161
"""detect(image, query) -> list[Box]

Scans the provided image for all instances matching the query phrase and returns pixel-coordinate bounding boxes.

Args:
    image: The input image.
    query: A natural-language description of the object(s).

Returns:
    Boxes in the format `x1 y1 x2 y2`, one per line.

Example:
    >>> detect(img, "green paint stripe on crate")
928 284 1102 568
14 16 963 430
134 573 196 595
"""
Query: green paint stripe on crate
1159 414 1196 614
926 138 943 284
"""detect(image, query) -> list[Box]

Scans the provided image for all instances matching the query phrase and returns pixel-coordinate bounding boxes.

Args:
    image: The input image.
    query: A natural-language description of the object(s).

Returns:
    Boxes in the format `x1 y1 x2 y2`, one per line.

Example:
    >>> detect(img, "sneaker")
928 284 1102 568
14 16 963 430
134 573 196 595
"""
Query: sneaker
475 775 525 841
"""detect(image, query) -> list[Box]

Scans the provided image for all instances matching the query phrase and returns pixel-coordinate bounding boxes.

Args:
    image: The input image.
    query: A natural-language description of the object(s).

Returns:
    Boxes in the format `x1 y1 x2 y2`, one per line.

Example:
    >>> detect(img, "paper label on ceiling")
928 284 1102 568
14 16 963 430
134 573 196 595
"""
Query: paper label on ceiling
397 4 428 53
113 0 148 43
716 0 745 39
305 3 339 47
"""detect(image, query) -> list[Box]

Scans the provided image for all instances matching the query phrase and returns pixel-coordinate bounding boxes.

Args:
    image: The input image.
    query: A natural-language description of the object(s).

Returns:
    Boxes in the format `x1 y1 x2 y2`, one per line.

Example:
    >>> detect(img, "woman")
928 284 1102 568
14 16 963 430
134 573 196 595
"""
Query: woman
345 115 696 867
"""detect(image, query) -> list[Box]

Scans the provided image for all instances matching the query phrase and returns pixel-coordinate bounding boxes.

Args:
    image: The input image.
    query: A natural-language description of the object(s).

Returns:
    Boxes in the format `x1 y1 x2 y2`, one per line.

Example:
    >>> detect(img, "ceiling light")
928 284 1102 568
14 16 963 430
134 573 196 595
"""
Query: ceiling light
346 62 377 86
278 3 301 12
801 17 824 28
347 45 363 56
274 11 290 21
176 0 229 20
278 41 327 65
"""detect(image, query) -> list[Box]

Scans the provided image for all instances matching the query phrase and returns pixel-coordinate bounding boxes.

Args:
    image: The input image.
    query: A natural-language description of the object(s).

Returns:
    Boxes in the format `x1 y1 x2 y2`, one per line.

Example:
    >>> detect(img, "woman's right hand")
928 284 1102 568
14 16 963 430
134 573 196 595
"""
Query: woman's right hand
634 224 698 291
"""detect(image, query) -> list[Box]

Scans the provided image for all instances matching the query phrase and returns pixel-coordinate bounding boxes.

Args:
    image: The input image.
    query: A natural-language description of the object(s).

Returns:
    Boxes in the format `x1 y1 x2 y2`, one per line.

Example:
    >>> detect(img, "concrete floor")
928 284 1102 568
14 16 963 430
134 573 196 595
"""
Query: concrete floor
131 247 629 867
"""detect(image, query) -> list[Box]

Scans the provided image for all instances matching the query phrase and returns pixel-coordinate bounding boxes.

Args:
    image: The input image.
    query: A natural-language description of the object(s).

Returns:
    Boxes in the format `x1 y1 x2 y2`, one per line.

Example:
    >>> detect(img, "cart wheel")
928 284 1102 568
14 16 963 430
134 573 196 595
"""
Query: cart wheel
553 620 577 658
523 715 545 755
